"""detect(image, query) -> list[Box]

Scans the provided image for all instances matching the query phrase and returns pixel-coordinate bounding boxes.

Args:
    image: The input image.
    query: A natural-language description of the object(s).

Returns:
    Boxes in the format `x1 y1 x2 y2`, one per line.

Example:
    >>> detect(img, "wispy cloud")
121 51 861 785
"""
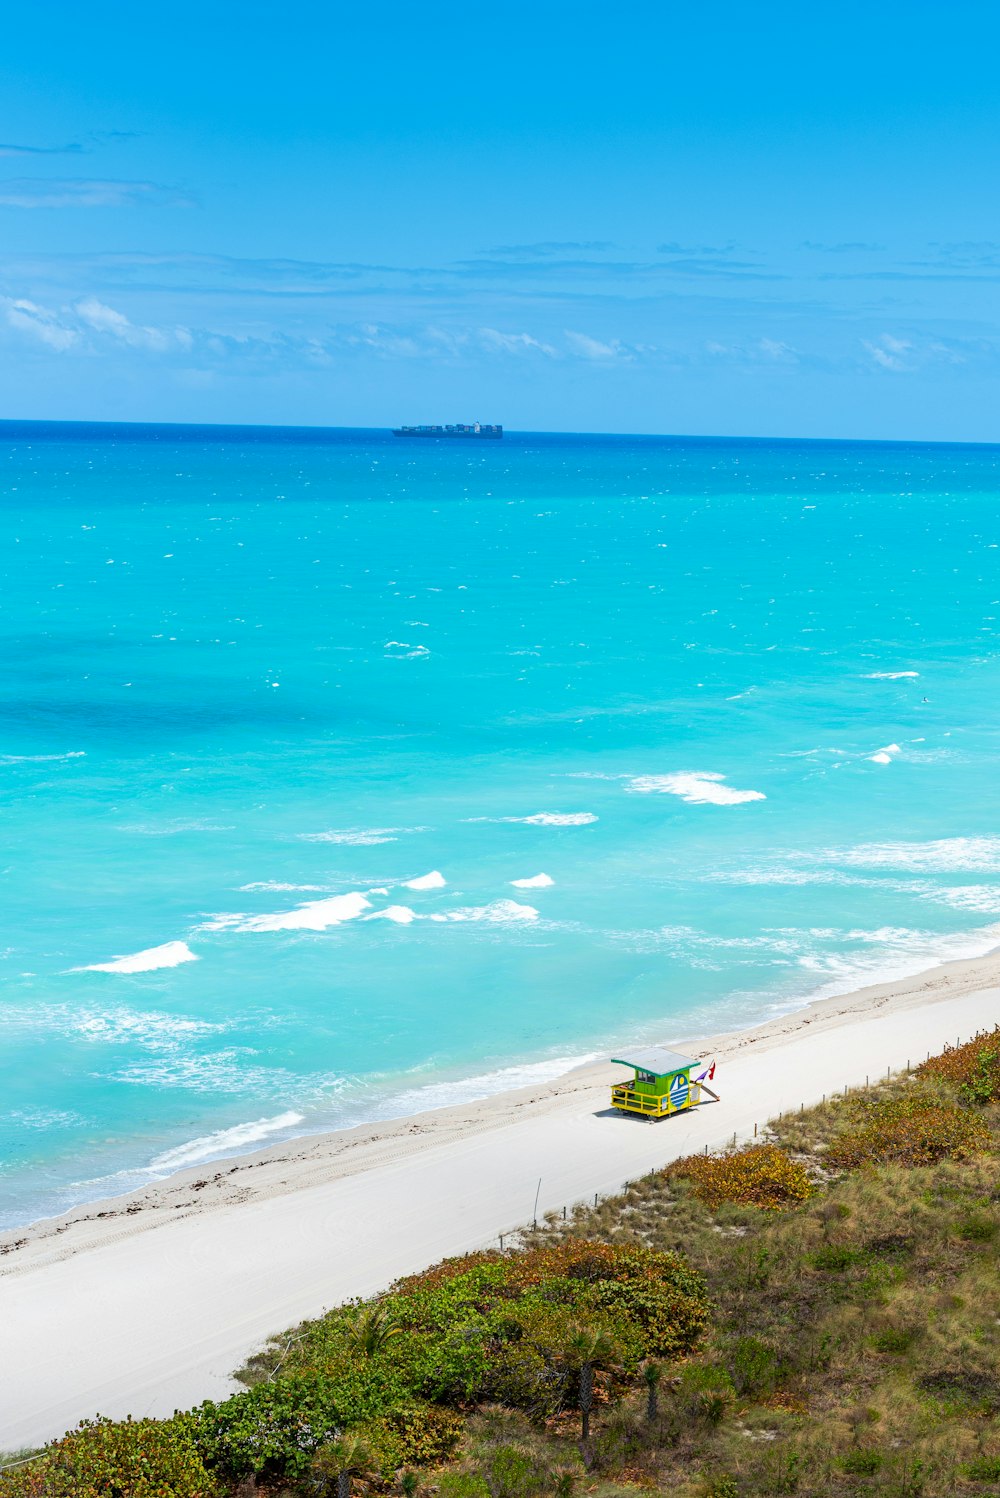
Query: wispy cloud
564 330 629 360
863 333 912 371
0 179 190 209
480 327 558 356
0 142 86 158
801 240 885 253
1 294 191 353
488 240 616 257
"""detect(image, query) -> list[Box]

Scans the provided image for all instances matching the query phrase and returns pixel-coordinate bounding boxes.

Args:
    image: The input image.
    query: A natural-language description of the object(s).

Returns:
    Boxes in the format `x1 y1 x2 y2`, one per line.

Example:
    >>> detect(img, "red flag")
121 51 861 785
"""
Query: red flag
708 1060 716 1081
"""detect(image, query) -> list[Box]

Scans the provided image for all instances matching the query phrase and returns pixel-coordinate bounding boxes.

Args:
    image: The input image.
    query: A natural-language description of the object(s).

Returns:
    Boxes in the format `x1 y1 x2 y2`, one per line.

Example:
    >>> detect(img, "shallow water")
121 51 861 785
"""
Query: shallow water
3 422 1000 1227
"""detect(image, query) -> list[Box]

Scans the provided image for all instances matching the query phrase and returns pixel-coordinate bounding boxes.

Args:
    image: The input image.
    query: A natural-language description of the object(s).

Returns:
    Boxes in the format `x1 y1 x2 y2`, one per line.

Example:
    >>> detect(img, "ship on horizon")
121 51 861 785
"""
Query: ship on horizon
392 422 502 439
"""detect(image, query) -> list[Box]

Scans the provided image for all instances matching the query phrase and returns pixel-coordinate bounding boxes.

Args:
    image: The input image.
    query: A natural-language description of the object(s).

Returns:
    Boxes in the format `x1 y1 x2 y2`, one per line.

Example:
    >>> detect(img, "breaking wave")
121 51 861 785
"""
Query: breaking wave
74 941 199 975
627 772 766 805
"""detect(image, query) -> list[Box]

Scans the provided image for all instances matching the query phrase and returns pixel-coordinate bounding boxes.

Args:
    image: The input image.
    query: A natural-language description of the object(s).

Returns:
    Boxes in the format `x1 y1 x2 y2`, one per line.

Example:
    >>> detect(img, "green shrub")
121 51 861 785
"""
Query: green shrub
676 1365 735 1426
840 1448 883 1475
192 1374 346 1480
870 1327 916 1355
826 1096 989 1170
809 1244 863 1272
725 1336 786 1397
669 1144 812 1210
363 1404 464 1475
0 1417 216 1498
963 1454 1000 1481
918 1029 1000 1104
955 1212 996 1242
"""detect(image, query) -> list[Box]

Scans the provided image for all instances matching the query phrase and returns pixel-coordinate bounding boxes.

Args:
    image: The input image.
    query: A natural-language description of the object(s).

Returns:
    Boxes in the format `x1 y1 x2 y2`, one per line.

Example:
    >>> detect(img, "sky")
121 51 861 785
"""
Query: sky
2 0 1000 439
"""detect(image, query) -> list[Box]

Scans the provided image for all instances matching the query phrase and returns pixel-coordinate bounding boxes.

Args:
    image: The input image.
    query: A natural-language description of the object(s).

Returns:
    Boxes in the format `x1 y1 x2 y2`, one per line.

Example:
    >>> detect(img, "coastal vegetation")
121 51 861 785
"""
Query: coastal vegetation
4 1029 1000 1497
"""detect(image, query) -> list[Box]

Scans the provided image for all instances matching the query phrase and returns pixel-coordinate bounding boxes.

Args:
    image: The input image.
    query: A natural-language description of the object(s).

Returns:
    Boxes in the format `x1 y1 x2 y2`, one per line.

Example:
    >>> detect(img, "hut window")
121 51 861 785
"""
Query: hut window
636 1069 656 1085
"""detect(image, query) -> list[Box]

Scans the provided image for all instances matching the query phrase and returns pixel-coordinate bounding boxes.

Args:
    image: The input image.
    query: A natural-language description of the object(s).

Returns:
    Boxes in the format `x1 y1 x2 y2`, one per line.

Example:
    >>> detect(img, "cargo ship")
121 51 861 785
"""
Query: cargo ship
392 422 502 439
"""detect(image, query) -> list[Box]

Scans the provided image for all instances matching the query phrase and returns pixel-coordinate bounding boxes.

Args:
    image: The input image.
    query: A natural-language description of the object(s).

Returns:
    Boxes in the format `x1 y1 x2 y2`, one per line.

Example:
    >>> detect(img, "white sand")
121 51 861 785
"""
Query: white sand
2 951 999 1452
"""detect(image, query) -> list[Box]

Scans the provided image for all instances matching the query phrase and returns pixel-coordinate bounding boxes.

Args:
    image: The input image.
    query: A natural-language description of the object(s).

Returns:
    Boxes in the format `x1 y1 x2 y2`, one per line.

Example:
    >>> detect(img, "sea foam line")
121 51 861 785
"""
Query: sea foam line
147 1110 306 1172
627 772 766 805
73 941 199 975
201 892 371 934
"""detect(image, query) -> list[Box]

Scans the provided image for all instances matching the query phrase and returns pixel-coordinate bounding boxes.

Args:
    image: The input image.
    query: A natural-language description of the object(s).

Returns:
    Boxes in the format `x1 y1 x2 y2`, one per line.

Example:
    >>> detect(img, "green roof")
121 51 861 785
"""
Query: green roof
611 1046 699 1077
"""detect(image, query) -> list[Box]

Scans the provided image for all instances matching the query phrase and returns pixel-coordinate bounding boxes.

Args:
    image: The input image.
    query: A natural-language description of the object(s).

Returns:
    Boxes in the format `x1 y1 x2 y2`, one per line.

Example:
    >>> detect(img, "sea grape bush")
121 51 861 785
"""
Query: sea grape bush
825 1094 989 1170
668 1143 812 1209
918 1027 1000 1105
184 1240 708 1484
0 1417 217 1497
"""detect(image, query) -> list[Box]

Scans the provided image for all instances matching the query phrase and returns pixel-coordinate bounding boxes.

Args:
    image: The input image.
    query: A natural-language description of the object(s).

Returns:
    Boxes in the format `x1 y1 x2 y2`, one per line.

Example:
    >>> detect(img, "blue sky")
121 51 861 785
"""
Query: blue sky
2 0 1000 438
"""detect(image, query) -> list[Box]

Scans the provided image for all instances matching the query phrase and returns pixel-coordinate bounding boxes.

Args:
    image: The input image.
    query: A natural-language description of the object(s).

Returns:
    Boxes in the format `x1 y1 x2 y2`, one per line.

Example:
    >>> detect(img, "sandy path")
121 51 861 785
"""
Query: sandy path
1 954 998 1451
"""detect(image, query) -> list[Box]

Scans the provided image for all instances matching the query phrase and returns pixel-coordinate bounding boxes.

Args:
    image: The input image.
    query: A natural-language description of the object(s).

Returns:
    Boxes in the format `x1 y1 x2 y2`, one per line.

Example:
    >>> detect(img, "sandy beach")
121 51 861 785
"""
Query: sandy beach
2 951 999 1453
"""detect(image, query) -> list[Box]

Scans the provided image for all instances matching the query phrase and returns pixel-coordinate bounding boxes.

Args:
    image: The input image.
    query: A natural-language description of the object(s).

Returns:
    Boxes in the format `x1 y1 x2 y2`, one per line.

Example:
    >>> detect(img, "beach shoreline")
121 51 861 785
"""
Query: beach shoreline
3 946 999 1451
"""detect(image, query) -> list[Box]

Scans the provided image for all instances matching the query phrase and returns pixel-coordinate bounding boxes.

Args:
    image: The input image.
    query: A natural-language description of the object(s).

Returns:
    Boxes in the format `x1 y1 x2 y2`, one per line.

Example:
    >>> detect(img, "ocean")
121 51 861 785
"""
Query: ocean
3 421 1000 1229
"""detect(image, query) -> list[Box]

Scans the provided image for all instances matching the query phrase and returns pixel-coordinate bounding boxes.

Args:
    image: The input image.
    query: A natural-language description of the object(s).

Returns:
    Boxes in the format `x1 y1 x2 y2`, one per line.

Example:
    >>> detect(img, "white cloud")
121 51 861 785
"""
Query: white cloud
1 293 190 355
2 297 79 350
757 337 797 362
75 296 177 351
0 179 182 208
863 333 912 371
479 327 557 356
564 330 628 360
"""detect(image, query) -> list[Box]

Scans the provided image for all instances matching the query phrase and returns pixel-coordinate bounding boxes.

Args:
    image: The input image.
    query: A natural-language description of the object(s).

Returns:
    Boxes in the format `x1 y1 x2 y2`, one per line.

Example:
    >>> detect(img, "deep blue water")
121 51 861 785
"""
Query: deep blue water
3 422 1000 1227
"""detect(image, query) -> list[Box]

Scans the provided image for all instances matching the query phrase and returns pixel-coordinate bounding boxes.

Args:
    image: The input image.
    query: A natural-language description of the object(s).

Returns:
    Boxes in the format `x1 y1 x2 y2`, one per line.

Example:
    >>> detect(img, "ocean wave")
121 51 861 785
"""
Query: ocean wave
794 922 1000 999
118 821 236 836
863 671 920 679
429 899 539 924
827 838 1000 873
73 941 199 975
201 891 371 934
384 640 430 659
110 1052 299 1094
510 873 554 888
403 870 446 890
147 1110 305 1172
387 1051 598 1115
0 751 86 764
297 827 425 845
44 1005 226 1049
2 1107 85 1130
868 743 901 765
364 905 418 924
627 772 766 805
238 882 332 893
463 812 597 827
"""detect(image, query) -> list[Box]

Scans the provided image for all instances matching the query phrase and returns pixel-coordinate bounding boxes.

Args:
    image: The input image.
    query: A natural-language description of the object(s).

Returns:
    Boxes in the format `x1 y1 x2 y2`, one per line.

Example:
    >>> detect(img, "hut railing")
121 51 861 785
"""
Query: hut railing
611 1081 702 1115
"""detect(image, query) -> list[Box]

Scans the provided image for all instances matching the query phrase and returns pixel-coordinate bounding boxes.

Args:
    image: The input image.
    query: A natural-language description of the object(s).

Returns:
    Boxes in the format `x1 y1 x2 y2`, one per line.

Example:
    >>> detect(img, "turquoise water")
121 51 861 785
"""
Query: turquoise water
4 422 1000 1228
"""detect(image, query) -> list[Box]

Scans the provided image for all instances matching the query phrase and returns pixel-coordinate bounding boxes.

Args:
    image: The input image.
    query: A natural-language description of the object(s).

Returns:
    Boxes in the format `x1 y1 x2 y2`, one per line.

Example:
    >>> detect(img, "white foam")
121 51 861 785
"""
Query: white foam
439 899 539 923
238 882 330 893
364 905 418 924
627 772 766 805
863 672 920 679
829 838 1000 873
510 873 554 888
384 641 430 659
389 1052 598 1115
868 743 901 765
403 870 446 890
75 941 199 975
0 751 86 764
148 1111 305 1172
202 891 371 933
520 812 597 826
297 827 423 845
463 812 597 826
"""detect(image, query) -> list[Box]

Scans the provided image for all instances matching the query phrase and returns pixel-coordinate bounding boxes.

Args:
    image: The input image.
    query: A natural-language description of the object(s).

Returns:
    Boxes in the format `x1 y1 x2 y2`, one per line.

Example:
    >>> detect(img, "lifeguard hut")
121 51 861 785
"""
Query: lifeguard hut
610 1046 716 1120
